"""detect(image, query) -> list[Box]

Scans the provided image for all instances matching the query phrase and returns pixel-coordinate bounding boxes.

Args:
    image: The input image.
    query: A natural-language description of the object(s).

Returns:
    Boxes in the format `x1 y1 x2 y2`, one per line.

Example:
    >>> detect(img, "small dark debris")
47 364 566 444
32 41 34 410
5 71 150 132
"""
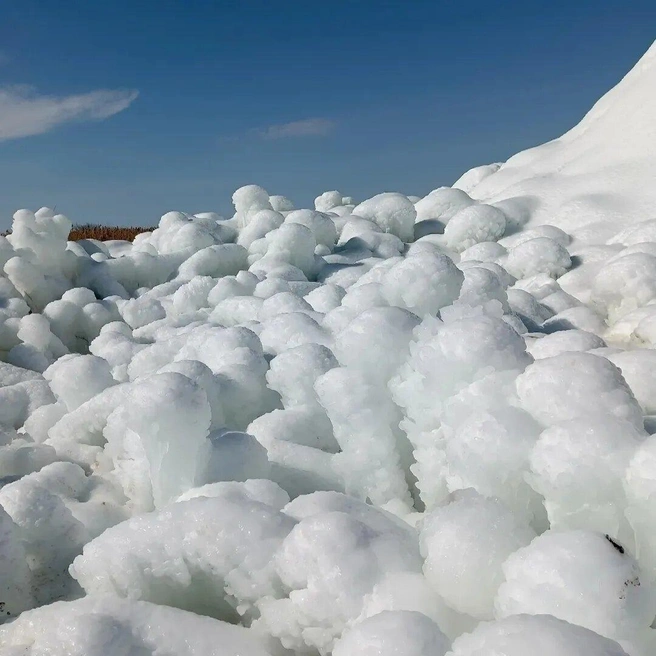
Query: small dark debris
605 534 625 554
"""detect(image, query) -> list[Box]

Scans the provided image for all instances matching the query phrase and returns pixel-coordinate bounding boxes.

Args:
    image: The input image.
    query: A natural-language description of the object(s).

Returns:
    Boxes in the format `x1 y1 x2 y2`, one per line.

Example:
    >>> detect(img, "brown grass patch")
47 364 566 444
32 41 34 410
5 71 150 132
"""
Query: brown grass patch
68 224 156 241
2 224 156 241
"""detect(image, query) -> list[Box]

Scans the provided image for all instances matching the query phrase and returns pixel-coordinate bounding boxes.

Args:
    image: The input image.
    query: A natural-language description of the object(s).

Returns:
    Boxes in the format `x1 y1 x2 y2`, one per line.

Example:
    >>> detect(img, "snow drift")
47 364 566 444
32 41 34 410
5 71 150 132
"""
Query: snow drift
459 41 656 243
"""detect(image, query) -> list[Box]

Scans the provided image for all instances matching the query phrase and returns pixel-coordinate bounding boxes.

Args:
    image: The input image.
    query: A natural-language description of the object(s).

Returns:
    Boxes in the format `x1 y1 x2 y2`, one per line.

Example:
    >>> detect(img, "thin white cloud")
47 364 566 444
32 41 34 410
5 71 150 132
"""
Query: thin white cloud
260 117 335 140
0 85 139 142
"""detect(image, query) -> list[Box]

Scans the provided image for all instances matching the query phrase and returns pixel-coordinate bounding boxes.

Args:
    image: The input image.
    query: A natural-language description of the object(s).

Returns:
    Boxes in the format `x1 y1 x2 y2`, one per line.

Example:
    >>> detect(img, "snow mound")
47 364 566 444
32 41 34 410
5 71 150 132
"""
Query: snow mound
448 614 629 656
0 596 273 656
465 41 656 242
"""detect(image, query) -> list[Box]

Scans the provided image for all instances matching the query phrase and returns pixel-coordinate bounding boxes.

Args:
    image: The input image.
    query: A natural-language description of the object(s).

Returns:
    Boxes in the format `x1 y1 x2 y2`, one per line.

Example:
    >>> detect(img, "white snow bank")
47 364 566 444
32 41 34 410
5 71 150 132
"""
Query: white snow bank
0 596 274 656
464 41 656 243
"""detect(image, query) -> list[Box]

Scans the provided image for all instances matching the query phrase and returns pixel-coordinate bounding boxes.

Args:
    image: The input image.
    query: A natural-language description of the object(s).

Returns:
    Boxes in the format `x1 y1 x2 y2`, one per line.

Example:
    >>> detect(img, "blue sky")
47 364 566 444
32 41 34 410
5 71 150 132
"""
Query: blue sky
0 0 655 229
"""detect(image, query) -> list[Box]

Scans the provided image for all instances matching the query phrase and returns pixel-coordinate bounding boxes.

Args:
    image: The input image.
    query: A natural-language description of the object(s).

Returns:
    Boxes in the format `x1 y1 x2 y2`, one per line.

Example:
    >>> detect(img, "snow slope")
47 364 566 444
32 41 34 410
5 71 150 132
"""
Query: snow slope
460 40 656 244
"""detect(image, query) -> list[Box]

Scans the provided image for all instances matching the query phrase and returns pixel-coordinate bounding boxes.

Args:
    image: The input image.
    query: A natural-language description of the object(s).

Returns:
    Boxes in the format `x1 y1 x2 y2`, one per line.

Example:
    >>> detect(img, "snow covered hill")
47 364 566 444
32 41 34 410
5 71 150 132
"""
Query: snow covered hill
461 40 656 244
1 41 656 656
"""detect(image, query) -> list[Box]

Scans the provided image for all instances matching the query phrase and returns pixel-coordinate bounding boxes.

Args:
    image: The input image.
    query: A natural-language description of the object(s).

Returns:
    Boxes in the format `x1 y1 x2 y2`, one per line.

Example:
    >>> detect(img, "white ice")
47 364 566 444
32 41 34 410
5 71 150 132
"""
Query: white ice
0 39 656 656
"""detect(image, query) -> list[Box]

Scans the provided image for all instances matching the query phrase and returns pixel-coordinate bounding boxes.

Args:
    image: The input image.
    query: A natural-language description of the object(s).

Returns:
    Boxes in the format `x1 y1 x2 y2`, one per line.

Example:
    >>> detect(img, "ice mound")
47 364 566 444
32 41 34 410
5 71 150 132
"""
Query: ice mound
420 491 536 620
103 371 212 510
333 610 450 656
515 352 643 428
448 614 629 656
1 40 656 656
390 309 531 510
71 482 295 622
444 204 507 252
352 193 416 242
255 503 422 653
495 530 656 646
0 596 274 656
0 461 127 608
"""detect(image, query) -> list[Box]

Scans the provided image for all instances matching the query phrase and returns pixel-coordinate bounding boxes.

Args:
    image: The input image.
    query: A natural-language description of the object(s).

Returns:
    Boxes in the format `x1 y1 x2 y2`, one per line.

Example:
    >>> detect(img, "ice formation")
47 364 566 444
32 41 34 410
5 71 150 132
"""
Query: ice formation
1 39 656 656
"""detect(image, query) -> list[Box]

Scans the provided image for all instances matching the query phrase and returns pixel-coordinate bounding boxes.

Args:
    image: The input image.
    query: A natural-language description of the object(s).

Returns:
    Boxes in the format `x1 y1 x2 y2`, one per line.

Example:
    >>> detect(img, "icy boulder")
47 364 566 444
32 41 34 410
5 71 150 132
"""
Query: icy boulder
177 244 248 280
353 193 417 242
505 237 571 279
332 307 420 383
43 354 116 411
448 614 629 656
103 372 212 510
266 343 338 409
391 309 531 509
381 251 464 317
71 482 294 622
606 349 656 414
315 190 351 213
315 365 413 507
3 208 76 310
0 596 274 656
527 416 644 535
0 361 55 428
0 461 126 606
256 503 423 654
515 352 643 429
237 209 284 249
592 253 656 323
334 610 450 656
439 384 543 526
495 530 656 643
285 209 337 249
420 491 536 620
414 187 475 224
444 204 507 252
249 223 317 279
232 184 273 228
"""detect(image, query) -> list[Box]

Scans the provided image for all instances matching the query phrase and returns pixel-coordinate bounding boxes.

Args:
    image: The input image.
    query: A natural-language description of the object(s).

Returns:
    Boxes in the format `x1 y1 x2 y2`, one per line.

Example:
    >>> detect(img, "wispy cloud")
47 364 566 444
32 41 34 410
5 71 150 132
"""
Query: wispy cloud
0 85 139 142
259 117 336 140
